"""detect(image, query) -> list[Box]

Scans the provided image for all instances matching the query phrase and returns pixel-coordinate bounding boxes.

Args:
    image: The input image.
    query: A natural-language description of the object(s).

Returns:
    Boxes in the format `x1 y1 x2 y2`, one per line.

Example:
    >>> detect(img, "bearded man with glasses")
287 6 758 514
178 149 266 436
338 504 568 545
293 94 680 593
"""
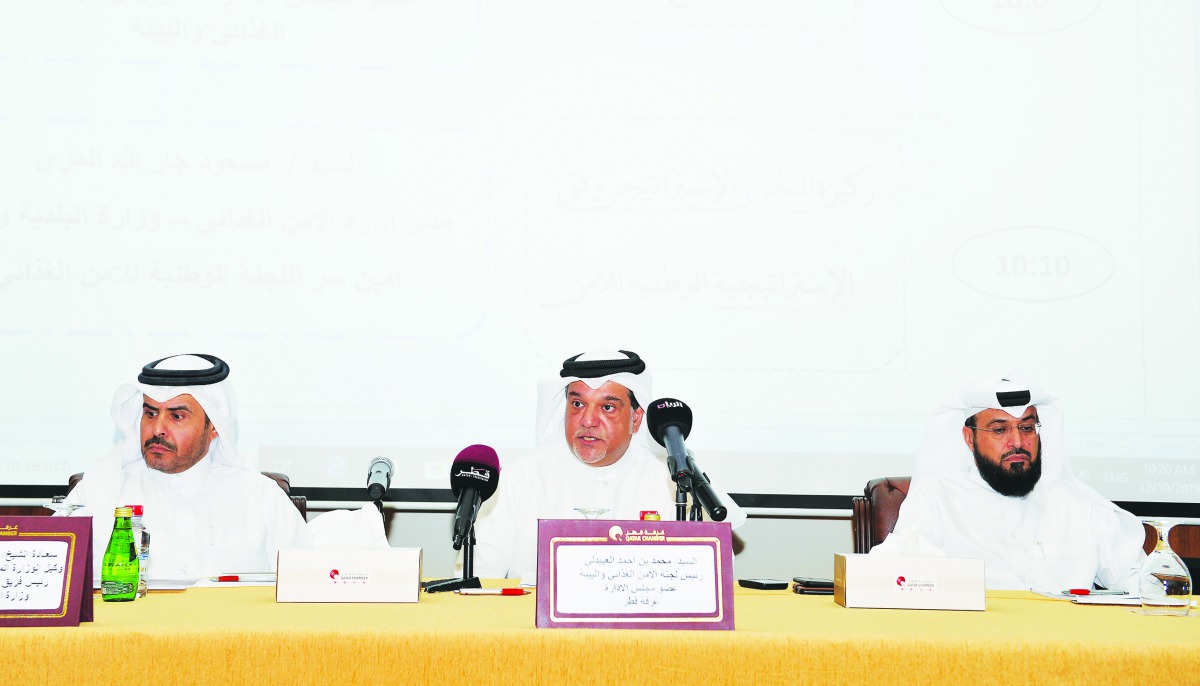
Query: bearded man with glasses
871 373 1146 592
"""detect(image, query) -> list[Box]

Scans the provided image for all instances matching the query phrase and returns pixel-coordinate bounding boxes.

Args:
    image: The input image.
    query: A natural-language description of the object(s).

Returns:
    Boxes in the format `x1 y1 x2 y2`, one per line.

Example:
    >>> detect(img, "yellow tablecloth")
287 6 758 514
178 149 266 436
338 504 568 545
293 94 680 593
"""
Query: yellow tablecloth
5 588 1196 685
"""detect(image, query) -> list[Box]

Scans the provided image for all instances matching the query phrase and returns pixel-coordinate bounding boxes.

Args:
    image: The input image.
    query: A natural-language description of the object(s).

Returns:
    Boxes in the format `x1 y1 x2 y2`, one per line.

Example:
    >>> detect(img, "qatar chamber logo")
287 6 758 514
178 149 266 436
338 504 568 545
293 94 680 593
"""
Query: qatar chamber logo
329 568 370 585
896 575 936 592
608 525 624 541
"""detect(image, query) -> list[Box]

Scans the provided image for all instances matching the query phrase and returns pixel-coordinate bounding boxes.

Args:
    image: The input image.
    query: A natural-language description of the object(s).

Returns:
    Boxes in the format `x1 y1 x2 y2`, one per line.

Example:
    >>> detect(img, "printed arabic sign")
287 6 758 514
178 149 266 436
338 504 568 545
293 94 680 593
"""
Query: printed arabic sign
0 517 93 627
535 519 734 630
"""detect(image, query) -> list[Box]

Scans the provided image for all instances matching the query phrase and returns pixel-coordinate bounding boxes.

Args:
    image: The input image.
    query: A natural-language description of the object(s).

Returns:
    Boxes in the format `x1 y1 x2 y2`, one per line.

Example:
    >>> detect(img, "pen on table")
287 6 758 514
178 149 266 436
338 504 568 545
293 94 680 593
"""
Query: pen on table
212 574 275 583
1064 589 1127 596
454 588 529 596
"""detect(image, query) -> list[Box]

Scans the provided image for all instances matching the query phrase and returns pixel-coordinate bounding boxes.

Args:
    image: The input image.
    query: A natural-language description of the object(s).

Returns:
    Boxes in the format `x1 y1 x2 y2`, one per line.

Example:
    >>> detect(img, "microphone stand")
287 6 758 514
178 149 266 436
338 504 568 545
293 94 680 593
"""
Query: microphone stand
422 526 483 593
673 450 727 522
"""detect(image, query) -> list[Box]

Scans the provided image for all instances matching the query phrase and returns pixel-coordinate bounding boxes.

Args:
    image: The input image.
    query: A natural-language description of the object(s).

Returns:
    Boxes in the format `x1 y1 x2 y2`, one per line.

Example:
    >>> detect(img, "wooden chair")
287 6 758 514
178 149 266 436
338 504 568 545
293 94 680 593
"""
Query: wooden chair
850 476 912 554
67 471 307 519
850 475 1159 556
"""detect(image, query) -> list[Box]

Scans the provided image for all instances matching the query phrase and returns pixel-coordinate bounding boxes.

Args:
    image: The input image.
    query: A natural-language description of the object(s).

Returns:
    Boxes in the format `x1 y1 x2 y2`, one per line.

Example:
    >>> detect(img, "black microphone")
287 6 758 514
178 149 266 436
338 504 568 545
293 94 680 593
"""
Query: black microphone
450 445 501 550
646 398 727 522
366 456 394 501
645 398 693 488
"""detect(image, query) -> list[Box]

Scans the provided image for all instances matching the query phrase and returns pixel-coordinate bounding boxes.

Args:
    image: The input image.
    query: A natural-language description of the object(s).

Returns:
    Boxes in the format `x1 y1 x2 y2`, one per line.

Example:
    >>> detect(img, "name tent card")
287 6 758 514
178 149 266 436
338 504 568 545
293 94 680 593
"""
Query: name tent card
276 547 422 603
0 516 93 627
536 519 734 630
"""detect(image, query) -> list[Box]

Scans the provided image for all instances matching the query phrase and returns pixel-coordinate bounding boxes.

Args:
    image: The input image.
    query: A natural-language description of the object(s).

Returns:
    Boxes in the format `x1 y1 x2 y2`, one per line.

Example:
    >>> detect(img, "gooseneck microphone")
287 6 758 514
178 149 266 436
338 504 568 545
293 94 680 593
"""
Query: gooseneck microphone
646 398 728 522
366 456 394 501
450 444 501 550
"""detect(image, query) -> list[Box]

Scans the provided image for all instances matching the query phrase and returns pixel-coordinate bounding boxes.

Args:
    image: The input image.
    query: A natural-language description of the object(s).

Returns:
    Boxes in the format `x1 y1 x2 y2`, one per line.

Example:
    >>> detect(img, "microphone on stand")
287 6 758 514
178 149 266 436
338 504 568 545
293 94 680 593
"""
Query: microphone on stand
645 398 727 522
645 398 693 488
424 445 501 593
450 445 501 550
366 456 394 501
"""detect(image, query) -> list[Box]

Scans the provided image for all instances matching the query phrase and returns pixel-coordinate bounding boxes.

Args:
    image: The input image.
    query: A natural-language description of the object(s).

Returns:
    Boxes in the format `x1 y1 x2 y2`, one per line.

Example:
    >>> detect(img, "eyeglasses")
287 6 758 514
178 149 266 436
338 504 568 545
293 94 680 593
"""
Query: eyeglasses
972 422 1040 438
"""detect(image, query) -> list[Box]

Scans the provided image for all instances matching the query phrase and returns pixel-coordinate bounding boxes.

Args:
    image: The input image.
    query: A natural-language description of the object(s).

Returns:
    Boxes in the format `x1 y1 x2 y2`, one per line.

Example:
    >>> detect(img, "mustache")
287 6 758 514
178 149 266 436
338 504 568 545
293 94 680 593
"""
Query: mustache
144 435 177 452
1001 448 1033 460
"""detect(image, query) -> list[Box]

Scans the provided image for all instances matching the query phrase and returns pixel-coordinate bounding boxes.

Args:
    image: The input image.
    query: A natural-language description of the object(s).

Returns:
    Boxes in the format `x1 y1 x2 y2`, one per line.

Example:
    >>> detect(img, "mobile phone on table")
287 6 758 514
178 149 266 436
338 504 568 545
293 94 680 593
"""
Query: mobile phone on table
738 578 789 590
792 577 835 595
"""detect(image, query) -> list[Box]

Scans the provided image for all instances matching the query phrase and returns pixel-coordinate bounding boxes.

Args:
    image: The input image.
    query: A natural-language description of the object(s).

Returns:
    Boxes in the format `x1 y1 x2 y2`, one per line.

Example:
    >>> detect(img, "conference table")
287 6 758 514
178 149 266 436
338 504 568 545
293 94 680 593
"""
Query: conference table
6 585 1197 685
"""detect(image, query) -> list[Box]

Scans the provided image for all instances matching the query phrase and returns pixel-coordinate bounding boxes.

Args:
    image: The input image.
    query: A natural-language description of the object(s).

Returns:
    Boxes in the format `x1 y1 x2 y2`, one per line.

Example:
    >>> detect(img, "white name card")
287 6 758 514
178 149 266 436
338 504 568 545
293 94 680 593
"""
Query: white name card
276 547 422 603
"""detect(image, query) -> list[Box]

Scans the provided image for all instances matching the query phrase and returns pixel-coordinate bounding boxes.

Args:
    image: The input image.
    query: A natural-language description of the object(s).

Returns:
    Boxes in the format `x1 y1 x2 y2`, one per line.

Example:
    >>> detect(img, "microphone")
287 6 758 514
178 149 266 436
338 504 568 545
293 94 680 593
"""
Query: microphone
645 398 693 487
366 456 394 501
450 445 501 550
645 398 727 522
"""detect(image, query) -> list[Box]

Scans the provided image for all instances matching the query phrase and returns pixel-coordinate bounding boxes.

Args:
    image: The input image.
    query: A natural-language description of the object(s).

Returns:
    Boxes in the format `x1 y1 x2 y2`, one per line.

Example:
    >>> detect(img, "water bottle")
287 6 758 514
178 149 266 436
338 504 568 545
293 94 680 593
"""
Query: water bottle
101 506 139 602
126 504 149 598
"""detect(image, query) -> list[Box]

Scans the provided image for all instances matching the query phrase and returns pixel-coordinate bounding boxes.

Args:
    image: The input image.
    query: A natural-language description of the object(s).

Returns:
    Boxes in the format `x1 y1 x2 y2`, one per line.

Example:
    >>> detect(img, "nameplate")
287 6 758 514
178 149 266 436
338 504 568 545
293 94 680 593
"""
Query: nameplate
0 516 94 627
276 547 422 603
834 553 986 611
535 519 734 630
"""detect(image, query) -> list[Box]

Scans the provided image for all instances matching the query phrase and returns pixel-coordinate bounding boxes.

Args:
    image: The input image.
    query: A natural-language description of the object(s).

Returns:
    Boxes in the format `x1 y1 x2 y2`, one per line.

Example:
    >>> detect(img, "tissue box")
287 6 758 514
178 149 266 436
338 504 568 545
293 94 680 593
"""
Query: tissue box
833 553 985 611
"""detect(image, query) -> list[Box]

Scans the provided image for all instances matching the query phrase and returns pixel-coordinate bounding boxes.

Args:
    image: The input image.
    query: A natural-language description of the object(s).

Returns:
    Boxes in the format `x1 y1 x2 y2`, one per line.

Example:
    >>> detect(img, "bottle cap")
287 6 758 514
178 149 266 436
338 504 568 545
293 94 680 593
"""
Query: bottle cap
114 506 134 518
123 504 144 516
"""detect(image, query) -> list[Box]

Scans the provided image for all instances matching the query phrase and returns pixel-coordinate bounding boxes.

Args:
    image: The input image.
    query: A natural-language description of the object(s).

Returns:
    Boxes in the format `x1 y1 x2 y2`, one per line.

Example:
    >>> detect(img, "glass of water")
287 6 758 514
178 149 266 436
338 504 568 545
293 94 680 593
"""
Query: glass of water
1138 519 1192 616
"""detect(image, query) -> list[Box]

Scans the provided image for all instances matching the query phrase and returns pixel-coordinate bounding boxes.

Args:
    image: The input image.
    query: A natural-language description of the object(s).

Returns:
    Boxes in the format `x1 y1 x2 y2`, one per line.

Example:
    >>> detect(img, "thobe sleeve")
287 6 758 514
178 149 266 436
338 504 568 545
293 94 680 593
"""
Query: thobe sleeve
62 481 83 508
1092 502 1147 593
869 481 947 555
259 482 311 570
470 479 519 578
305 506 389 549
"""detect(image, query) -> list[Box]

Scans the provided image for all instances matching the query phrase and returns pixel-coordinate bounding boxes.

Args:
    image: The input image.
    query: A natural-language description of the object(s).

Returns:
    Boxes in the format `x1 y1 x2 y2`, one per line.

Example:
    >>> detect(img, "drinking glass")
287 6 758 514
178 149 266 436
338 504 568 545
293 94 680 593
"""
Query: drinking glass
42 502 83 517
1138 519 1192 616
573 507 610 520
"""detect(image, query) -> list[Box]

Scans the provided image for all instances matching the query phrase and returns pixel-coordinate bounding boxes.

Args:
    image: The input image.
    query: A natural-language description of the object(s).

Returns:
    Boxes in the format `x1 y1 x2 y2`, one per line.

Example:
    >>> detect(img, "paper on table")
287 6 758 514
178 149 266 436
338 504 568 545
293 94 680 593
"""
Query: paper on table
93 577 199 590
192 573 276 588
1070 595 1142 606
148 578 201 591
1032 590 1077 601
1032 589 1138 604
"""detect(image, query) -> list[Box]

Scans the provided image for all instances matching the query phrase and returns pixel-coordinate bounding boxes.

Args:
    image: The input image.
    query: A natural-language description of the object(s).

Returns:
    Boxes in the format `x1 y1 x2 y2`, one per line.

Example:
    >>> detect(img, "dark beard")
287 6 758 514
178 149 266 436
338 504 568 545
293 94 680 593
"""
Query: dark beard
974 442 1042 497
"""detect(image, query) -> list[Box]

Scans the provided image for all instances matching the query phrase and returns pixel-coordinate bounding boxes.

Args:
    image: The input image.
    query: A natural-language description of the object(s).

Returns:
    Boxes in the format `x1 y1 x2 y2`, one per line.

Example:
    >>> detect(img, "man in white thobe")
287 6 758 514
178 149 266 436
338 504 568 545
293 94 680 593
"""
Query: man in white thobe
872 372 1146 591
472 349 745 581
65 354 385 580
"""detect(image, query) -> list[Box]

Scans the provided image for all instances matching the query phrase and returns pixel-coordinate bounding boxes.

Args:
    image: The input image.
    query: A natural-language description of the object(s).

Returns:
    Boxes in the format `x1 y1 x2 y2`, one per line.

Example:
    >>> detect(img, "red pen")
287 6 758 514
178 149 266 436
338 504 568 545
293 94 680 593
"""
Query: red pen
1065 589 1126 596
455 588 529 596
212 574 276 583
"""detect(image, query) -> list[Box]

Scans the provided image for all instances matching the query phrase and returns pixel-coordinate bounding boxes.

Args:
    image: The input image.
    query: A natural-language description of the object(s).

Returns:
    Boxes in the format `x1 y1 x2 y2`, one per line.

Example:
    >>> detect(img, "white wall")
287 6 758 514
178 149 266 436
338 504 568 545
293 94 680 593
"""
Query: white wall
2 2 1198 508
